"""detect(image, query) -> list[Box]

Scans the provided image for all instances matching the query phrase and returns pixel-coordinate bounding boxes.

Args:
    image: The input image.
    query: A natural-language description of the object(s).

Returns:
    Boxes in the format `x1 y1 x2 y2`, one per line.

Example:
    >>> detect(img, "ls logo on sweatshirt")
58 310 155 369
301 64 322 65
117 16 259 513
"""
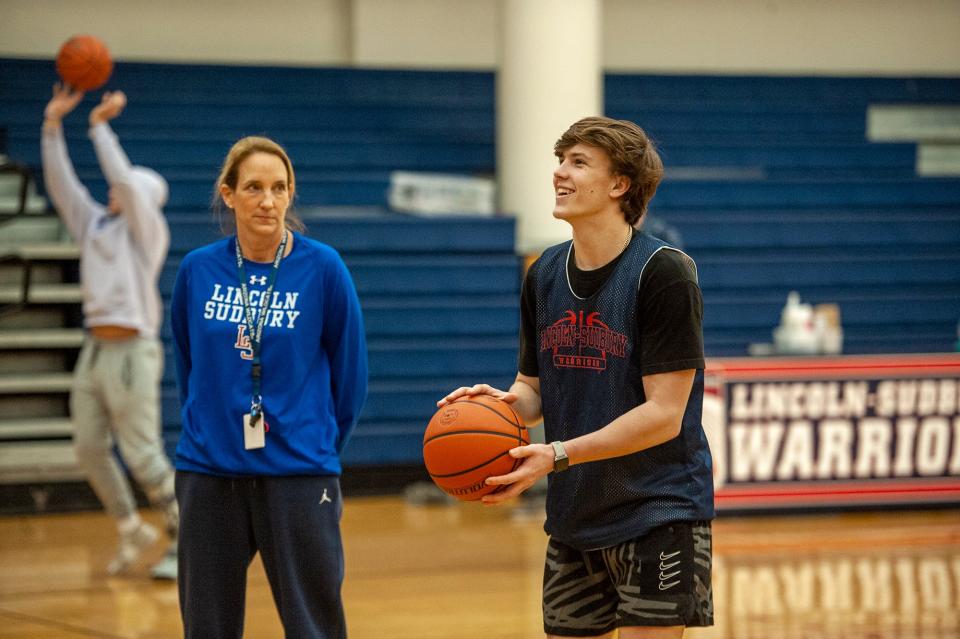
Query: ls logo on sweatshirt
235 325 254 360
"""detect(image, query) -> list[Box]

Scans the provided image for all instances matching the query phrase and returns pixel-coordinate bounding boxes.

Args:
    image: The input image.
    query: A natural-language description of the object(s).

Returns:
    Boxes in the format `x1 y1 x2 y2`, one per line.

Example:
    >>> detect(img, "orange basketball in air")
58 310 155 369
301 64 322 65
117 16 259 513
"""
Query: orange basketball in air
423 395 529 501
56 35 113 91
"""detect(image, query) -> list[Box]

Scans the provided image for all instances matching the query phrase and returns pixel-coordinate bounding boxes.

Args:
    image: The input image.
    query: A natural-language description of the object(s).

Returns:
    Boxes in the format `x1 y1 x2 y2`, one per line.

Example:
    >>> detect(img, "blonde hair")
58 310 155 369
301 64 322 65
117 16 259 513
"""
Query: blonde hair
212 136 305 234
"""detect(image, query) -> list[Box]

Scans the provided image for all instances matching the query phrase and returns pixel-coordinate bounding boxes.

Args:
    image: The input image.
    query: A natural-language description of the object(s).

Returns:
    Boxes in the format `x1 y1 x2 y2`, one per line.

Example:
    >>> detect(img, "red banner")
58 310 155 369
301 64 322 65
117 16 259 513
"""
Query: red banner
704 354 960 510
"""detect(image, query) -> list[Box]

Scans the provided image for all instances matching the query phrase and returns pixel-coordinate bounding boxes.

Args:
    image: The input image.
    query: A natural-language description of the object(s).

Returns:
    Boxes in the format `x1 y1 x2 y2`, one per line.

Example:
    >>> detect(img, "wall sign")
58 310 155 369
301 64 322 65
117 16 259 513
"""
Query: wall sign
703 354 960 510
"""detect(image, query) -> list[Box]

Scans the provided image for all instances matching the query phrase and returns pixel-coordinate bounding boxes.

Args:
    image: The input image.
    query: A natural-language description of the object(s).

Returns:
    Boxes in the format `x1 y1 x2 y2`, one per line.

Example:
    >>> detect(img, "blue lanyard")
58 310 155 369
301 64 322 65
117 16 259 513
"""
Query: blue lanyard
235 231 288 420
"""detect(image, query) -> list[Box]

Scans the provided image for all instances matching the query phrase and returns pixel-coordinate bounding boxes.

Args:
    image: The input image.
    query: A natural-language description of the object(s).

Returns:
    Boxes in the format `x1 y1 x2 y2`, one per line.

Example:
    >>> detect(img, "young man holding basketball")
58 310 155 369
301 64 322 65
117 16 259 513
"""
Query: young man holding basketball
440 116 714 638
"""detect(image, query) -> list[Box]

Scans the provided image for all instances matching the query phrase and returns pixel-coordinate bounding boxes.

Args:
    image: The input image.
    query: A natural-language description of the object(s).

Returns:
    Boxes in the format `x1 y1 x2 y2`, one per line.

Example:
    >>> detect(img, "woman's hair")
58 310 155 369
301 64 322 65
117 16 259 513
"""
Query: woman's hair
554 116 664 226
212 136 305 234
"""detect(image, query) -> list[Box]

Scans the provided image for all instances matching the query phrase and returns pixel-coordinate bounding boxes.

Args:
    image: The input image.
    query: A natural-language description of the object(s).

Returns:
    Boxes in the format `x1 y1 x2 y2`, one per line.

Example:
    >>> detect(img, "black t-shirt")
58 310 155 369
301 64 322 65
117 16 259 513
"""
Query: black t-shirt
519 234 705 377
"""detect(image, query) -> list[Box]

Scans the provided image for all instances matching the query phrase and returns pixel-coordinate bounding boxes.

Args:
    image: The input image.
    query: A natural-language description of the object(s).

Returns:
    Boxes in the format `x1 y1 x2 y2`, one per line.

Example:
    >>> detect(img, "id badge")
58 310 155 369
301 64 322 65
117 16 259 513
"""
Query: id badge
243 413 266 450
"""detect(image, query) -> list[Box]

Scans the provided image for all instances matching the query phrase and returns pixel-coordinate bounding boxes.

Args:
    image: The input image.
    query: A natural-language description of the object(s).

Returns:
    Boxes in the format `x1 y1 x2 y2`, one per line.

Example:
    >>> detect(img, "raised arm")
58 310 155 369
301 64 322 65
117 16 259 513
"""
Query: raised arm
88 91 170 267
41 84 95 239
88 91 134 184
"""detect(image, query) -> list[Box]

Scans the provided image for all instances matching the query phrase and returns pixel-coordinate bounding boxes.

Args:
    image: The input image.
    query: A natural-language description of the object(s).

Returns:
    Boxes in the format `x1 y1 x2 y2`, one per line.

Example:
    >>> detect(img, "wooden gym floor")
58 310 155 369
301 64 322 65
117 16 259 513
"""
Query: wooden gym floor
0 496 958 638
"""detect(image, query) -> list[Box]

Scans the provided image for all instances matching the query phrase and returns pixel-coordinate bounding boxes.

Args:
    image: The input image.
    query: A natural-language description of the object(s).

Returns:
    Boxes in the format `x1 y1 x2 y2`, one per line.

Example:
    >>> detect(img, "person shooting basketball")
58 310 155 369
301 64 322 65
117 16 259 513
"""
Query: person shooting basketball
439 116 715 638
41 84 179 580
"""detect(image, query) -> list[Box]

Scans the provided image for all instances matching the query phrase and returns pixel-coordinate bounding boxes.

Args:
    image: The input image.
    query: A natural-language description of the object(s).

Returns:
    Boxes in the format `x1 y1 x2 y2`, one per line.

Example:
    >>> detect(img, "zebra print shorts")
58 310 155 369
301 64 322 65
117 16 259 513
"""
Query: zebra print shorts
542 521 713 635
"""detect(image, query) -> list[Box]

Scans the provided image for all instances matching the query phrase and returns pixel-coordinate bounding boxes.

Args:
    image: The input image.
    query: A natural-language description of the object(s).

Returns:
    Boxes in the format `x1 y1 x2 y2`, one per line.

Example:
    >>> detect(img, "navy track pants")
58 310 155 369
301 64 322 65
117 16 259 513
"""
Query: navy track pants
176 471 346 639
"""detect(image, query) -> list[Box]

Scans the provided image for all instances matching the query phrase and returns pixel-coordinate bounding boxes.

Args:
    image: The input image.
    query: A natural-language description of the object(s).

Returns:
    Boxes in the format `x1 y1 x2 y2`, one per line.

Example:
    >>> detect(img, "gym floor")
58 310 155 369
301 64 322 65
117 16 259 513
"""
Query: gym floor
0 497 958 638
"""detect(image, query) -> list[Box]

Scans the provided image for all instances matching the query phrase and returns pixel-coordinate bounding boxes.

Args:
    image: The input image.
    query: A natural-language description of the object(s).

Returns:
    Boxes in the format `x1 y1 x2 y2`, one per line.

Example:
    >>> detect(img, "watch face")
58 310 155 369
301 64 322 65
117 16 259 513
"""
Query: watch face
552 441 568 472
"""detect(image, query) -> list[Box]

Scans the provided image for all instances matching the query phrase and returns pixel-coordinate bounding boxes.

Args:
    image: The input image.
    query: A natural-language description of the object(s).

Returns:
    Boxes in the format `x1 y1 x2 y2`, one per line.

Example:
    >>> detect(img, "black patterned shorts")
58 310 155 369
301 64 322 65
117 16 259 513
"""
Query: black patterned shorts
542 521 713 636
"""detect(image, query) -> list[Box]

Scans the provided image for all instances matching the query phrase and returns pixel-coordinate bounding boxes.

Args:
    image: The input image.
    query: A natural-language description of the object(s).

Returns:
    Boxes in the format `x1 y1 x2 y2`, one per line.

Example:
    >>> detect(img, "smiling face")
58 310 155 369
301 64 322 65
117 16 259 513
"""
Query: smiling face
552 143 629 224
220 151 291 240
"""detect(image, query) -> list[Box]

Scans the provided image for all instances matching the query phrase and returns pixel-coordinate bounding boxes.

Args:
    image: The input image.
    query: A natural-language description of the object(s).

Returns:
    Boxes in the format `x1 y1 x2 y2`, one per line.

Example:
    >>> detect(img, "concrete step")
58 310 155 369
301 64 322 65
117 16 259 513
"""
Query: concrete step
0 328 83 349
0 261 72 286
0 283 82 304
0 372 73 394
0 166 48 215
0 216 65 244
0 440 81 484
0 195 48 216
0 417 73 440
0 242 80 261
0 349 70 375
0 308 73 331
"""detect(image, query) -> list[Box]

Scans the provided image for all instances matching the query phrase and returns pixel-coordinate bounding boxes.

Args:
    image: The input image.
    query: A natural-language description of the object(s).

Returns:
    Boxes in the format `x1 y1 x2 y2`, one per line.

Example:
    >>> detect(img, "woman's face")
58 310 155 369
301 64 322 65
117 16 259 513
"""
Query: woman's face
220 151 290 239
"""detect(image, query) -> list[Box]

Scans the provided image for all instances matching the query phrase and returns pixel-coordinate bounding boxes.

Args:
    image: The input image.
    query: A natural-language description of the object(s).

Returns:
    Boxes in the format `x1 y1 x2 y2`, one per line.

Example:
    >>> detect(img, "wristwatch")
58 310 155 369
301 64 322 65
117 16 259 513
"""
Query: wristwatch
550 441 569 473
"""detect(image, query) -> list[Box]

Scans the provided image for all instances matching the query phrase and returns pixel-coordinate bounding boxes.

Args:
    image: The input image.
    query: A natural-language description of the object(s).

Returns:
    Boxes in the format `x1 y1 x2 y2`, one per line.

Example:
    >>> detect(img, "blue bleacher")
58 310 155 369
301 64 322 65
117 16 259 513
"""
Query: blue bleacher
3 57 959 466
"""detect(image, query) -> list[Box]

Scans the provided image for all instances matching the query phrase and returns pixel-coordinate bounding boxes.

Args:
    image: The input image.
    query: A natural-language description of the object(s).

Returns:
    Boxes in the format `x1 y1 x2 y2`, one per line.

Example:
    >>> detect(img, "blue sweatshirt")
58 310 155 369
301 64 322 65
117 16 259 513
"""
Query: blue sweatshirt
171 232 368 477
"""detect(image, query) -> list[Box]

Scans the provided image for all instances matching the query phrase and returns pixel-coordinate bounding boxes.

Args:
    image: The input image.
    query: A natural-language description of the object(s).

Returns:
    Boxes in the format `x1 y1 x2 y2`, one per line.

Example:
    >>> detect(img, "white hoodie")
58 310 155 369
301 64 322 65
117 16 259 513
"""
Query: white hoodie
41 122 169 337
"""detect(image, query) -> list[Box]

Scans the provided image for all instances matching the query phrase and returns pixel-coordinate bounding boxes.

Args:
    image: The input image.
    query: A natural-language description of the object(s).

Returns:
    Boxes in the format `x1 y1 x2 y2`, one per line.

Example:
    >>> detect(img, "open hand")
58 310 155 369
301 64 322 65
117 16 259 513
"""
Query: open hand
437 383 518 408
44 83 85 122
89 90 127 125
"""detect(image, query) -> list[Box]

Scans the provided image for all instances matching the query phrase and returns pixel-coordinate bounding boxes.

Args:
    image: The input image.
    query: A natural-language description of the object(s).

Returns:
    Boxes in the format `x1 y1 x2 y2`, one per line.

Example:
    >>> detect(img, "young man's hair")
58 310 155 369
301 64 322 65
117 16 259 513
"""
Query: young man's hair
554 116 664 226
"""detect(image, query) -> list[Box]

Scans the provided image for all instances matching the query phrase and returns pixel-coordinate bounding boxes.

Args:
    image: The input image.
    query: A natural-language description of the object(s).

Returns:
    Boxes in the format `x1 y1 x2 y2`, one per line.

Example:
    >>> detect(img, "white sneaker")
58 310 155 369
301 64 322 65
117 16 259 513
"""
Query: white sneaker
107 522 159 575
150 544 178 580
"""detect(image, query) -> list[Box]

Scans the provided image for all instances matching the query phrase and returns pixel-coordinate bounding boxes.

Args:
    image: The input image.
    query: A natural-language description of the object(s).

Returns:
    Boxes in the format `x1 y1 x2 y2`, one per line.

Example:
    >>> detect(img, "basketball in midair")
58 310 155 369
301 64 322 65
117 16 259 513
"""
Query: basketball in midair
56 35 113 91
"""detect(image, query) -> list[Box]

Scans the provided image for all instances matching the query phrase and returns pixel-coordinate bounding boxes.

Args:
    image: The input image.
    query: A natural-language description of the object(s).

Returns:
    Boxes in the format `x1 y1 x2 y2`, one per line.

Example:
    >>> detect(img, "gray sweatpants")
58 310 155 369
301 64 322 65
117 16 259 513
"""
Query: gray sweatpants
71 336 175 520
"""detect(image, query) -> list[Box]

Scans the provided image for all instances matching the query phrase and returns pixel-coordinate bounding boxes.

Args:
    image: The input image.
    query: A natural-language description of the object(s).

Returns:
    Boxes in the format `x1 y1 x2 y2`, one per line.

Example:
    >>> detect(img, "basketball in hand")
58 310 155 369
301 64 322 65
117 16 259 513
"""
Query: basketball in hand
423 395 529 501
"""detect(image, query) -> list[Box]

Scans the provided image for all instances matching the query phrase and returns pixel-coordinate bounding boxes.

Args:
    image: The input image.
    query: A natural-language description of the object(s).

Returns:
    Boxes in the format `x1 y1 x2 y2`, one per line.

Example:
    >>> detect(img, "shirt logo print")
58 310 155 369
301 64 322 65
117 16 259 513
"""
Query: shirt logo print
234 324 253 360
540 310 628 372
203 284 300 332
249 275 267 286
